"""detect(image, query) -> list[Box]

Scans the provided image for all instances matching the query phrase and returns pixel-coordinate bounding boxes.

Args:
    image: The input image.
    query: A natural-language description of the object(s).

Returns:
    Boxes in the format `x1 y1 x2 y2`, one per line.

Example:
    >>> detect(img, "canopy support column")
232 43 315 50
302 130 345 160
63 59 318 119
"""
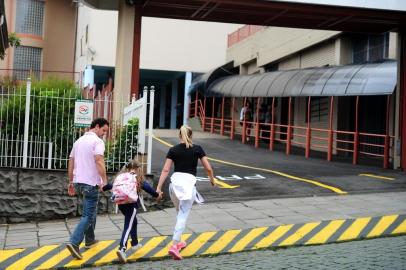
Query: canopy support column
305 96 311 158
231 97 235 140
286 97 292 155
353 96 360 165
221 97 225 135
242 97 247 144
384 95 390 169
211 97 215 133
327 96 334 161
255 98 261 148
203 97 207 131
270 97 275 151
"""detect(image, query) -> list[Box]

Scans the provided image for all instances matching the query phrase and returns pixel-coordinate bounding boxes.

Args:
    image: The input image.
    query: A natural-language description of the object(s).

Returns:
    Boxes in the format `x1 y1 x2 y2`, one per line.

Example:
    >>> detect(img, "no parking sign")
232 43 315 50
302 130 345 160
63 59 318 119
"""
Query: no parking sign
74 100 94 127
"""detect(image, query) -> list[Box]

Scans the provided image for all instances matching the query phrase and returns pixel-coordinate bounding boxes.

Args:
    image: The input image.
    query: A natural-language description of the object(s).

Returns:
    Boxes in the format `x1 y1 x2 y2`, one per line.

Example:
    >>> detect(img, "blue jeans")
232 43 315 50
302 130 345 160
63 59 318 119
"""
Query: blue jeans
70 183 99 246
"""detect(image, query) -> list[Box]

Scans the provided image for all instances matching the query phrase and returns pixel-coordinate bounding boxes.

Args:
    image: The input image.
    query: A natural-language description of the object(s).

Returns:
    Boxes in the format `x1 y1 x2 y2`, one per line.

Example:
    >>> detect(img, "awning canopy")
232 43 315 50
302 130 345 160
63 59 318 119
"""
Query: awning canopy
189 61 235 94
204 60 397 97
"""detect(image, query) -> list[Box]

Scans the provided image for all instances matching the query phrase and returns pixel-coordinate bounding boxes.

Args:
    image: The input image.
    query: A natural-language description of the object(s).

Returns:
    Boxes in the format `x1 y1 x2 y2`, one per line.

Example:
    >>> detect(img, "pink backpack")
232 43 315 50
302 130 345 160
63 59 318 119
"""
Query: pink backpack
112 172 139 204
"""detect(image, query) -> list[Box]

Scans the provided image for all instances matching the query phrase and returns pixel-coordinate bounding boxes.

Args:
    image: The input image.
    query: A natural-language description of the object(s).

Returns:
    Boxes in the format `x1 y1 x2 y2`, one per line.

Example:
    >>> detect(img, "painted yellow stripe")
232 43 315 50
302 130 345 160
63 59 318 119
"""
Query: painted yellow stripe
228 227 268 253
279 222 320 246
34 249 72 270
6 245 58 270
202 230 241 255
181 232 217 257
128 236 167 260
359 174 395 181
152 234 192 258
64 240 114 268
306 220 345 245
93 238 142 266
92 244 119 266
391 219 406 235
338 217 371 241
367 215 398 238
209 157 347 194
0 249 24 263
153 135 347 194
213 177 240 189
253 224 293 249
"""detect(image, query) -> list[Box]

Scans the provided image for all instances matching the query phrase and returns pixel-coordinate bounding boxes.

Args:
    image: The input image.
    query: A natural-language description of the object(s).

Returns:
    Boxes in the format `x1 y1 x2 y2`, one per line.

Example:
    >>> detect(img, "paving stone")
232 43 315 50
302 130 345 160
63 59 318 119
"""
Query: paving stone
186 223 219 232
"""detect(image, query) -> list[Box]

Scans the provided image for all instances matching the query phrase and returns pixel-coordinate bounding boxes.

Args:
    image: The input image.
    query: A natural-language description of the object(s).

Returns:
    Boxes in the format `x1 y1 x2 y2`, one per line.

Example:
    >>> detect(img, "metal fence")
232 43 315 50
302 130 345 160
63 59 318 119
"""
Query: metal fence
0 79 155 173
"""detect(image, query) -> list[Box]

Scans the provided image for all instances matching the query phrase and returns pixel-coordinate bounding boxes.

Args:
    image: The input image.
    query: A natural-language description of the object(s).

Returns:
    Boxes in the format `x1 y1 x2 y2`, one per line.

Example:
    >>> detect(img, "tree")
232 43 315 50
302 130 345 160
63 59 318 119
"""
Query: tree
0 33 21 60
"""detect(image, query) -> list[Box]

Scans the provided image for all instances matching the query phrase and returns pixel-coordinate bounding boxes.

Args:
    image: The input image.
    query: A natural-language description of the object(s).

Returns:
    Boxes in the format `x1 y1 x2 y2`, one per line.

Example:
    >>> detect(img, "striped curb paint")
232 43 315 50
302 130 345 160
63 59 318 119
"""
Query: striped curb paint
0 214 405 270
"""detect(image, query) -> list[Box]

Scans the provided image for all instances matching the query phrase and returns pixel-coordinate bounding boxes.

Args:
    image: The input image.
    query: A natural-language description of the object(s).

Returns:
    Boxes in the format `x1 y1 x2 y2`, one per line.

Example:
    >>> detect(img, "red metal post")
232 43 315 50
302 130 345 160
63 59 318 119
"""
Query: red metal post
211 97 215 133
220 97 225 135
194 91 198 117
270 97 275 151
305 96 311 158
203 97 207 131
384 95 390 169
255 98 261 148
231 97 235 140
286 97 292 155
327 96 334 161
242 97 247 143
353 96 360 165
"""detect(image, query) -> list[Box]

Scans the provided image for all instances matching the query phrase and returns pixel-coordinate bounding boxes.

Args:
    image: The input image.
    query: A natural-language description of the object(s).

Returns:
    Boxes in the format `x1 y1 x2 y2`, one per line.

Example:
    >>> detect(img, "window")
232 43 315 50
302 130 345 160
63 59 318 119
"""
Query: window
306 97 329 123
13 46 42 80
16 0 44 36
352 33 389 64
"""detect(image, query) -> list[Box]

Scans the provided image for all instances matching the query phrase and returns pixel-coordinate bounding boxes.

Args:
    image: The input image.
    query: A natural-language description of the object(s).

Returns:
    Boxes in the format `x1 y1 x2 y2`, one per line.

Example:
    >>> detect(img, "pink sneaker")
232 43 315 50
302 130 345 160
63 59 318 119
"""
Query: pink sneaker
168 245 183 260
177 241 187 250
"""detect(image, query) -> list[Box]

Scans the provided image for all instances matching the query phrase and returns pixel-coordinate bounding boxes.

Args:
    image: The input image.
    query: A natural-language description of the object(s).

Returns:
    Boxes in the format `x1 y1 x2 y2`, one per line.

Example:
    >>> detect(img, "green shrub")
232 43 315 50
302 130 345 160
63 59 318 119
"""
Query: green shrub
106 118 139 172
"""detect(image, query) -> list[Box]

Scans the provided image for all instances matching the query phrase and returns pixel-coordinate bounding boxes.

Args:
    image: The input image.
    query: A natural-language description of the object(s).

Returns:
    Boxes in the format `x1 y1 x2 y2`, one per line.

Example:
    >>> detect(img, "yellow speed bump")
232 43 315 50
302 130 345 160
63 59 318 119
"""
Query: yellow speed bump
1 214 405 269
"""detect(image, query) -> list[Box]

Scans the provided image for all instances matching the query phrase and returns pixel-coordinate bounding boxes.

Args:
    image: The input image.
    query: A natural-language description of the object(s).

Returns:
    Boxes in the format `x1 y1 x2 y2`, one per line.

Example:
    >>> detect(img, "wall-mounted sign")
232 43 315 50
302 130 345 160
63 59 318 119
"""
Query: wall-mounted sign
74 100 94 127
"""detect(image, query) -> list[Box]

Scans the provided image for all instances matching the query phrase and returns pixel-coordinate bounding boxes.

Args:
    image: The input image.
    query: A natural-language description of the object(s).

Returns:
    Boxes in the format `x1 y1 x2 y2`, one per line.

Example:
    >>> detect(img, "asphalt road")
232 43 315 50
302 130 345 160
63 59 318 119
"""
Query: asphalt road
150 131 406 203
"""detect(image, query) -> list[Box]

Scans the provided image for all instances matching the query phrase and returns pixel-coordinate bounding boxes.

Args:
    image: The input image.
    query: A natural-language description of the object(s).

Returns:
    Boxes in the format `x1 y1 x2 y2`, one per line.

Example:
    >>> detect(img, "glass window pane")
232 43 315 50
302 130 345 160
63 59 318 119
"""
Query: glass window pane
16 0 44 36
13 46 42 80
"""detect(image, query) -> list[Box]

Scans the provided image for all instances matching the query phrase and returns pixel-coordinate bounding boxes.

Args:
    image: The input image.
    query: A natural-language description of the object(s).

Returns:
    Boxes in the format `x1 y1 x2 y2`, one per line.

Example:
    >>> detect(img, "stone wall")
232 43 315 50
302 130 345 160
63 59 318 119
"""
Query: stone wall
0 168 117 224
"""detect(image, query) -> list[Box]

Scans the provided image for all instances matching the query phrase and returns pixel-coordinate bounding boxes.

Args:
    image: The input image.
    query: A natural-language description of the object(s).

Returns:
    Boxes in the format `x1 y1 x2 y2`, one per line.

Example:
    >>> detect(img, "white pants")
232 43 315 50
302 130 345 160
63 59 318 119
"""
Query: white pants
169 183 196 242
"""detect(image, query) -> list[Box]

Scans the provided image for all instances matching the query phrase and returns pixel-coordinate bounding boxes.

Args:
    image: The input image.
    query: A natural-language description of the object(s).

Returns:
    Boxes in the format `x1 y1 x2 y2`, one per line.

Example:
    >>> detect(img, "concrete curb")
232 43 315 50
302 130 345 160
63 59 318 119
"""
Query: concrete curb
0 214 405 269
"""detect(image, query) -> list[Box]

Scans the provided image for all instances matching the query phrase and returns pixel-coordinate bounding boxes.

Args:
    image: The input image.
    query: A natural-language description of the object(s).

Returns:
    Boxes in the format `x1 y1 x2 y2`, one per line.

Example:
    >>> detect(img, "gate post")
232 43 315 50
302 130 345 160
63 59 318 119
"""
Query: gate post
23 78 32 168
147 86 155 174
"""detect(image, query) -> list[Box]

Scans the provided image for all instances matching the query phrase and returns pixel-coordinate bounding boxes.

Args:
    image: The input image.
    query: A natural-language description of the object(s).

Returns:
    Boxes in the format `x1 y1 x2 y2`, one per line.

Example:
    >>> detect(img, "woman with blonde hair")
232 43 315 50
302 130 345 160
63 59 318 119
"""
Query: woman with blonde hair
156 125 216 260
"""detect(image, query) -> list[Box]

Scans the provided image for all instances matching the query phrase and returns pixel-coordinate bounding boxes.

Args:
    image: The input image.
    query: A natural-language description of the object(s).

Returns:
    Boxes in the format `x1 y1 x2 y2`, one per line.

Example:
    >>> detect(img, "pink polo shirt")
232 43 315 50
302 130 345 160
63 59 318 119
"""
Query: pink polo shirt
69 131 105 186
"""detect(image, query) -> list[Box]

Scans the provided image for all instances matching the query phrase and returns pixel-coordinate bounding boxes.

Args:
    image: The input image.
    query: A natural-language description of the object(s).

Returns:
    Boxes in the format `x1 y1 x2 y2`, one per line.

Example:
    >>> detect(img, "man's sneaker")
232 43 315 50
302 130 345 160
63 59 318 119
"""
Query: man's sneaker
177 241 187 250
116 249 127 263
168 245 182 260
66 243 83 260
84 239 99 249
128 243 143 253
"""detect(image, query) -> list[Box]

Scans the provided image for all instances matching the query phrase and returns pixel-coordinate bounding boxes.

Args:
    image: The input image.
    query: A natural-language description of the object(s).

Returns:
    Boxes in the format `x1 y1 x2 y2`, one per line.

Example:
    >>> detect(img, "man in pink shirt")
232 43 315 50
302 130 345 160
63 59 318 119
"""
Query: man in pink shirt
66 118 109 259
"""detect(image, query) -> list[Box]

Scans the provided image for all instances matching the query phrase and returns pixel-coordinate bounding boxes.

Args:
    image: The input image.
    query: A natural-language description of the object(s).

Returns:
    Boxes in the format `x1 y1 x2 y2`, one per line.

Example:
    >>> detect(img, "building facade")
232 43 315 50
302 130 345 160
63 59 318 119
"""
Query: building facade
191 26 400 169
1 0 77 81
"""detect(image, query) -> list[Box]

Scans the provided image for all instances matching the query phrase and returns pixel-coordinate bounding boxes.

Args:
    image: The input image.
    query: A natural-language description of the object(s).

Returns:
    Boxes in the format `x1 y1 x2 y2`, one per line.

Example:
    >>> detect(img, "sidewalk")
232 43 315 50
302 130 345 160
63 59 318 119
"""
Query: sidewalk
1 192 406 269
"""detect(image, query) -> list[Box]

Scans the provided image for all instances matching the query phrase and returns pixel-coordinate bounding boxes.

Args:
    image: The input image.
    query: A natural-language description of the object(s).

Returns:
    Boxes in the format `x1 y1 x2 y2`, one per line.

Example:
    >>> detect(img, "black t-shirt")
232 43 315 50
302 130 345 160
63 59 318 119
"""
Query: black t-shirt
166 143 206 176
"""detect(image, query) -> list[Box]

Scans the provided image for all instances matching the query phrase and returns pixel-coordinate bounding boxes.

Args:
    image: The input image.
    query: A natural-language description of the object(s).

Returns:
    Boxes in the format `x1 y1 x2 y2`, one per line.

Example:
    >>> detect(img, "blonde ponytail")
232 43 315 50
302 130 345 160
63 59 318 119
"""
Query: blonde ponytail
179 125 193 148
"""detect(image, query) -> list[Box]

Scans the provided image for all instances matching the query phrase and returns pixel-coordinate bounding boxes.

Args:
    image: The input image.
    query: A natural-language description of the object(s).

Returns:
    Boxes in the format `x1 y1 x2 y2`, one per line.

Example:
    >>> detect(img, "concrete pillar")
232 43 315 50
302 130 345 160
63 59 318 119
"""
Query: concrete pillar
130 4 142 99
113 0 141 120
170 79 178 129
159 86 166 128
183 72 192 125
